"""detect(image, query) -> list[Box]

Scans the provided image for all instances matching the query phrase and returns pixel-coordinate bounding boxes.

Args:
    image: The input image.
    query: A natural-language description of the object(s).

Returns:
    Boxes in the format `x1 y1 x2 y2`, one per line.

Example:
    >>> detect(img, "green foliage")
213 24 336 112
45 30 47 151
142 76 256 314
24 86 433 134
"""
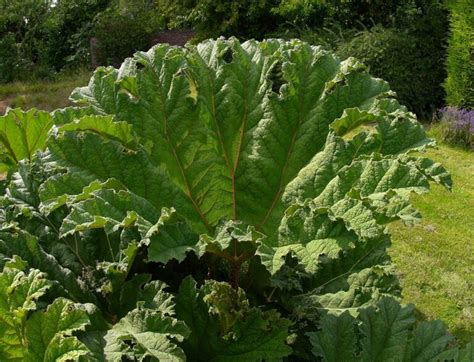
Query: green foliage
445 0 474 108
154 0 196 30
39 0 110 69
0 0 52 82
93 1 166 66
180 0 442 41
273 1 449 117
337 18 447 117
186 0 281 40
271 0 327 28
0 33 20 84
0 0 107 82
0 39 469 360
0 263 90 360
273 0 410 29
308 297 472 361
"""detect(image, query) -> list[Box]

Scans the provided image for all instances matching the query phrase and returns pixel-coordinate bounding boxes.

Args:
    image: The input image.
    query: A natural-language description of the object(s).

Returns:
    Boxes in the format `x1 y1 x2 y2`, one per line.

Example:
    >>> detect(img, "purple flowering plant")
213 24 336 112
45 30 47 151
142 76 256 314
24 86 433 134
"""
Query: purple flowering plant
437 106 474 149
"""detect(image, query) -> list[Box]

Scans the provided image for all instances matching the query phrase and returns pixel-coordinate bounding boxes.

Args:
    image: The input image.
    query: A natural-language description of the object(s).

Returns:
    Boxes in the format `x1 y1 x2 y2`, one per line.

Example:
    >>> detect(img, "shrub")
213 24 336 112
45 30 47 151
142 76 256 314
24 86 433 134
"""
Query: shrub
0 39 471 360
39 0 109 69
186 0 281 40
337 12 448 118
0 33 21 83
272 1 449 118
155 0 197 29
0 0 107 82
93 1 166 66
0 0 52 82
328 0 442 29
271 0 327 29
434 107 474 149
445 0 474 108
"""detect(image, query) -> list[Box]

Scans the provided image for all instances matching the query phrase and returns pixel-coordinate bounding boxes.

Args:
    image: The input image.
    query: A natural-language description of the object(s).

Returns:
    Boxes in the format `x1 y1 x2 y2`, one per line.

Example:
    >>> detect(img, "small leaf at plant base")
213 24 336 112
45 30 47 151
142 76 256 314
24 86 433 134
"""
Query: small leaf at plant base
25 298 91 359
104 306 190 361
197 220 265 261
147 207 200 264
0 265 52 360
0 227 97 304
175 277 292 361
308 311 357 361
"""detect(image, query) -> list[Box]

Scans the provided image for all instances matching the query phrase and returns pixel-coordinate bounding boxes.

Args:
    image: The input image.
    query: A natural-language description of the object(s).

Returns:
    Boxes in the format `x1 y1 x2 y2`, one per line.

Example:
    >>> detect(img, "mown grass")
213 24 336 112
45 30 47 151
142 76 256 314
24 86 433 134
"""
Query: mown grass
389 143 474 343
0 71 91 113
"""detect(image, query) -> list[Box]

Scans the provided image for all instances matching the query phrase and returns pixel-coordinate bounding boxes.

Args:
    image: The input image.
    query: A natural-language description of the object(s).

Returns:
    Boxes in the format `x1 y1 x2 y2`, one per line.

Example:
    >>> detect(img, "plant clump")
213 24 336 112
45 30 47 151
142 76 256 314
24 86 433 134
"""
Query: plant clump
0 38 471 361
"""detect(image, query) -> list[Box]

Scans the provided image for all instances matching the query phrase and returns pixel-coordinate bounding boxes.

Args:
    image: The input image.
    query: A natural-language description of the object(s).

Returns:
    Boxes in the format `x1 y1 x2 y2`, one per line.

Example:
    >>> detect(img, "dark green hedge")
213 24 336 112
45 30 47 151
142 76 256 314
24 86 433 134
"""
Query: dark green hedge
338 23 448 118
92 5 159 67
315 2 449 118
445 0 474 108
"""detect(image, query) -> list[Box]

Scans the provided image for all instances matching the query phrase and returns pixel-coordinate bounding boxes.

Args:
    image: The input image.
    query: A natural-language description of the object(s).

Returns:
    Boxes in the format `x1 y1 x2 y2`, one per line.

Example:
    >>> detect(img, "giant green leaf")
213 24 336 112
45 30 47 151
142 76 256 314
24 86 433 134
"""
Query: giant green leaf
308 297 462 362
43 39 440 240
0 108 53 167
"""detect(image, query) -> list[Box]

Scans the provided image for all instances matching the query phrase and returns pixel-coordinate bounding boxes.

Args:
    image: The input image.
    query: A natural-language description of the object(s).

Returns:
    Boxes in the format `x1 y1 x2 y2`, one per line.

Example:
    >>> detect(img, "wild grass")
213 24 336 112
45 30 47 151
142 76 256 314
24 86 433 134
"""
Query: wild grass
0 71 91 113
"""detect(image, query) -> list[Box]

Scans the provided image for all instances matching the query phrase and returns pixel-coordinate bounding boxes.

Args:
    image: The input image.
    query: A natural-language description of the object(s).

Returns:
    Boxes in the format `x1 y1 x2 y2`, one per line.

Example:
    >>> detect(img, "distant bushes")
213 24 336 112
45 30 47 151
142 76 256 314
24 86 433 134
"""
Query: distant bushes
0 0 459 120
0 1 52 83
337 2 448 117
0 0 172 81
0 34 22 83
338 27 442 117
280 1 448 118
0 0 108 83
184 0 280 40
445 0 474 109
92 2 165 66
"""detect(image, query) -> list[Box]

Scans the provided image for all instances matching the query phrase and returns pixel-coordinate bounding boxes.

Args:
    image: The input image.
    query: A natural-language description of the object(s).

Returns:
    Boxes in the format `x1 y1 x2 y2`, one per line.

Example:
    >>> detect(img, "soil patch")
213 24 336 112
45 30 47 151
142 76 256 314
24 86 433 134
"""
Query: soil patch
0 97 13 115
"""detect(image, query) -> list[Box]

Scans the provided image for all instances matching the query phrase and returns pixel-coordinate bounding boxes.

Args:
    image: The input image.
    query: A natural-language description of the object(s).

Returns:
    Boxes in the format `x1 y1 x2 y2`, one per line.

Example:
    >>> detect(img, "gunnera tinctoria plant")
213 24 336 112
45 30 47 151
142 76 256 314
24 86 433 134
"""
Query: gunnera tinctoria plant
0 39 471 361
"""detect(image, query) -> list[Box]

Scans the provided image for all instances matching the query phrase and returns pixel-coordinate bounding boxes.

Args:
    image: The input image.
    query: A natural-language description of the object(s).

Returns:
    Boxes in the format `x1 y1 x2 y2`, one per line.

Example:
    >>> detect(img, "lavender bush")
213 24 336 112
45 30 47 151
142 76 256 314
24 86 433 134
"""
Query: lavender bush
436 106 474 149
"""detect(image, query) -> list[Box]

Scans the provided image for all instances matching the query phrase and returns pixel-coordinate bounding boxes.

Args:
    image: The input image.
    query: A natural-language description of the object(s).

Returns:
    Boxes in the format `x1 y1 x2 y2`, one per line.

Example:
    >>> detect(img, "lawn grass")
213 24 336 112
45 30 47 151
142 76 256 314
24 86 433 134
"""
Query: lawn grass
389 144 474 343
0 71 91 113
